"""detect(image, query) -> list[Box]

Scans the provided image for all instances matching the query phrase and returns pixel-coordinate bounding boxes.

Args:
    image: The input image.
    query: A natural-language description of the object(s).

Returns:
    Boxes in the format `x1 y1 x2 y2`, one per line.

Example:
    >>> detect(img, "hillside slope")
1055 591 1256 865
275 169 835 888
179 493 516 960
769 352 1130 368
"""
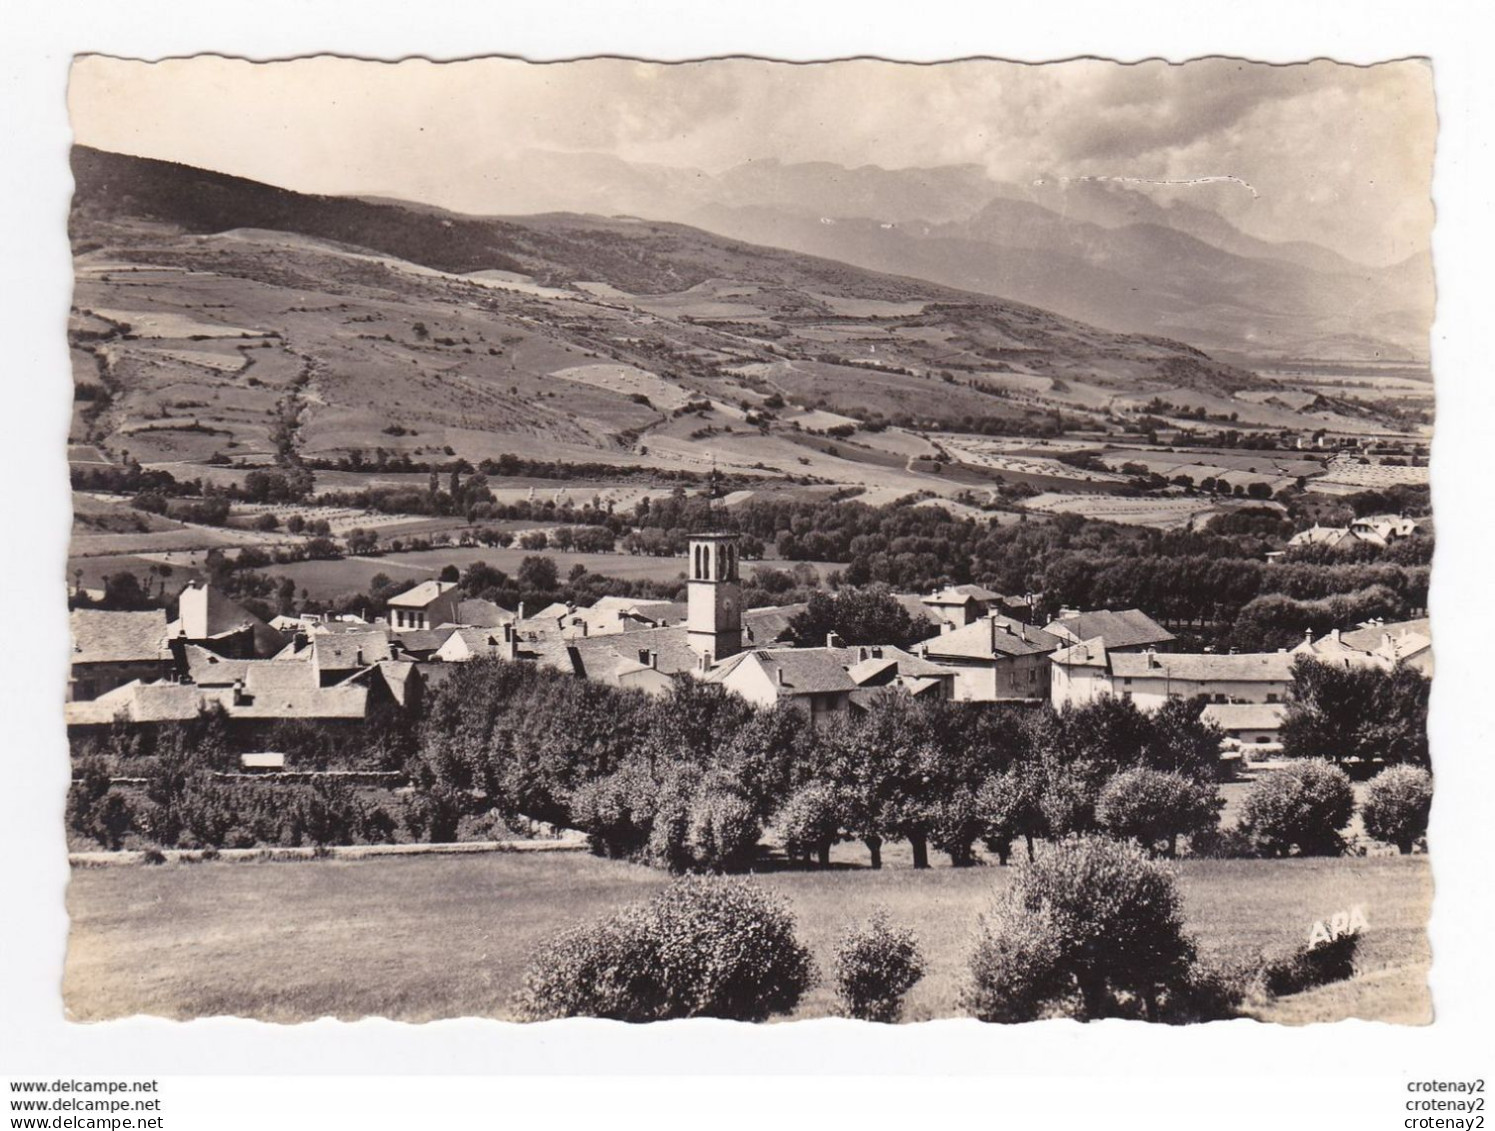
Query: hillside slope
71 146 1345 496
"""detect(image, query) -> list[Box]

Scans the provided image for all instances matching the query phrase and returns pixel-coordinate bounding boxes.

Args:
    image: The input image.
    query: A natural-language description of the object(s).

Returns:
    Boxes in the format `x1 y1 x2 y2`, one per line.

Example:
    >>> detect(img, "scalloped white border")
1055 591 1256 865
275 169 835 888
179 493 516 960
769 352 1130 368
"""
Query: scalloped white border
1 0 1488 1098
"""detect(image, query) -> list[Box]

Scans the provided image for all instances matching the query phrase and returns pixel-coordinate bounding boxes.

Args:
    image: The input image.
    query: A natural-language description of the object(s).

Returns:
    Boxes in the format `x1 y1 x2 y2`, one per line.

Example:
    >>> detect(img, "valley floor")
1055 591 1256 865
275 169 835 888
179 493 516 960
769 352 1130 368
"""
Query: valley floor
63 848 1432 1025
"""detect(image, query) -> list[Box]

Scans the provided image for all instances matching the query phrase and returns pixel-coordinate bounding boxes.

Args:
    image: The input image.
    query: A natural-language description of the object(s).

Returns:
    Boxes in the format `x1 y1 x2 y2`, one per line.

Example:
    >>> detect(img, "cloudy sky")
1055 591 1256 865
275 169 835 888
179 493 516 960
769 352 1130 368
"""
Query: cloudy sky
69 55 1434 265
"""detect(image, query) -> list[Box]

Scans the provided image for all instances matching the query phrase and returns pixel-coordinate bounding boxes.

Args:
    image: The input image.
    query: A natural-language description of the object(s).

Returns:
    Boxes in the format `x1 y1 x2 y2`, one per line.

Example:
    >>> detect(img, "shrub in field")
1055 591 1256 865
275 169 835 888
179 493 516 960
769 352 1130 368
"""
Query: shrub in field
67 758 135 850
1185 823 1259 859
513 876 816 1022
569 762 659 859
1260 931 1360 997
642 774 696 873
832 911 926 1022
776 781 848 866
964 905 1070 1022
1238 760 1355 857
1362 765 1433 854
1095 768 1222 858
964 837 1215 1022
687 790 762 872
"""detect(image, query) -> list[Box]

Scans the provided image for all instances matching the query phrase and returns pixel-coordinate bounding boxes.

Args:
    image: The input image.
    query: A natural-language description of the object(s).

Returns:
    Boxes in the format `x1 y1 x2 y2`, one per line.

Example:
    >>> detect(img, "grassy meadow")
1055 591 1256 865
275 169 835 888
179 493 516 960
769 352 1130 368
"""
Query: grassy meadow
63 847 1431 1025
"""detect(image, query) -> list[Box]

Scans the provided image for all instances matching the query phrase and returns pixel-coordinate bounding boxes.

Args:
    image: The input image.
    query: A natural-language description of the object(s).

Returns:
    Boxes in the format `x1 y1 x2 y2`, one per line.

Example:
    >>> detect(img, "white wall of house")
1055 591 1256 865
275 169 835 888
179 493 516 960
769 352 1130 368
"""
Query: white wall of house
1116 675 1290 711
1050 664 1113 709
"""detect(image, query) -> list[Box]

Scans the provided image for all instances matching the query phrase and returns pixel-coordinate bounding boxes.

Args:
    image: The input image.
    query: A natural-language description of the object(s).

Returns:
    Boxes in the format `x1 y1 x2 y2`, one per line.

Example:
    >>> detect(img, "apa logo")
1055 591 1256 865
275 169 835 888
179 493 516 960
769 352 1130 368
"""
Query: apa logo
1308 905 1369 948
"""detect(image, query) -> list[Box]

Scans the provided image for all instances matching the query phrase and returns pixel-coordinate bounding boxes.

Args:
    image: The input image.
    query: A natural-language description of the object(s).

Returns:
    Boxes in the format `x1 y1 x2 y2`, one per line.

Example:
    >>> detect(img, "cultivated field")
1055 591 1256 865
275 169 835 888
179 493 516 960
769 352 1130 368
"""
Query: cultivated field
270 549 838 600
63 849 1431 1024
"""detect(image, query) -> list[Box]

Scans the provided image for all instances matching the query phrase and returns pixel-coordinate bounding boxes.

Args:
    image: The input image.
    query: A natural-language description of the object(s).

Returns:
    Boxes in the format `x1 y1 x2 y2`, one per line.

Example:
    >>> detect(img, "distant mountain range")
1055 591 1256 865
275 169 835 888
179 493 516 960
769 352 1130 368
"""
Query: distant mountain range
423 150 1432 362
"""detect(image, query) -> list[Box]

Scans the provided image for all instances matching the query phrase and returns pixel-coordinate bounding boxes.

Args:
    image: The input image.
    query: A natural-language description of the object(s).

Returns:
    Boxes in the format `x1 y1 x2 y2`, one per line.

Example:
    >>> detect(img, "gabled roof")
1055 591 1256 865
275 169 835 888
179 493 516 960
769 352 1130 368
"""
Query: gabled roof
1050 637 1109 668
890 593 946 626
71 608 171 665
182 644 252 686
1045 609 1175 651
824 644 955 680
1339 618 1431 653
312 630 393 670
707 648 858 696
391 628 452 653
925 615 1064 661
1109 651 1295 683
244 661 319 693
387 580 458 608
452 597 514 628
1201 701 1287 732
742 603 807 644
440 626 513 659
539 626 700 685
923 584 1002 605
170 582 287 656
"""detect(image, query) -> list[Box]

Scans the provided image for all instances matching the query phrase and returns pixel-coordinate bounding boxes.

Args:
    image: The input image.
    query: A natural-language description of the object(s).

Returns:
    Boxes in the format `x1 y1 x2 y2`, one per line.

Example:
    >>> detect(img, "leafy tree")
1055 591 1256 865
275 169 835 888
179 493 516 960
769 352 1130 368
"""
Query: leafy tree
1238 759 1355 857
974 766 1045 865
516 554 559 594
787 586 929 649
775 781 851 866
1095 768 1222 858
1361 765 1433 853
964 837 1209 1022
1280 656 1430 768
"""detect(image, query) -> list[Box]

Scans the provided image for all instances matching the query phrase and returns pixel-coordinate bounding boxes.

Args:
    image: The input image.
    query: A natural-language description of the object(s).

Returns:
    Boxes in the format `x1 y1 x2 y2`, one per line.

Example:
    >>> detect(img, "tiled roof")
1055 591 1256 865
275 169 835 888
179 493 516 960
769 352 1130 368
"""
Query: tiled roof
1109 651 1295 683
1045 609 1175 650
244 662 318 693
543 626 700 684
71 609 171 665
1339 618 1431 653
229 683 368 720
391 628 452 653
182 644 252 686
709 649 858 696
387 580 457 608
743 603 806 644
1201 702 1287 732
924 584 1002 604
825 644 955 679
925 615 1064 660
1050 637 1109 668
441 627 512 659
890 593 945 626
312 630 393 669
452 598 514 628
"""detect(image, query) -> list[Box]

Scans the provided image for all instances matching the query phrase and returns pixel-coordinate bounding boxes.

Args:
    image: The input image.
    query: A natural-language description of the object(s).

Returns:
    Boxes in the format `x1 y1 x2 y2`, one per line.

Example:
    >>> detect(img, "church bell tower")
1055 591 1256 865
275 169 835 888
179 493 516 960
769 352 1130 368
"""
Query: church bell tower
687 533 742 665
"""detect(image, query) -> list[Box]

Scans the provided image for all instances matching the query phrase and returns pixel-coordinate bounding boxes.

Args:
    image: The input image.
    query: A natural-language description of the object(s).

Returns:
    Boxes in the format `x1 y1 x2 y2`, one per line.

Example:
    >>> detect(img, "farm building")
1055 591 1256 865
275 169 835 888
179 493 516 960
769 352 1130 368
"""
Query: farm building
387 580 461 631
1044 608 1175 653
1050 643 1295 711
1201 701 1287 747
68 608 174 702
921 613 1063 702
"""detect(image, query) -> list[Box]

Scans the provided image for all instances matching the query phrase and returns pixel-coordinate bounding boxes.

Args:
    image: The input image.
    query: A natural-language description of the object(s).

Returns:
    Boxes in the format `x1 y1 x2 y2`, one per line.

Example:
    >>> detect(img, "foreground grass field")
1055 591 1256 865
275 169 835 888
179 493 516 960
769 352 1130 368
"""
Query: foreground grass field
64 849 1431 1025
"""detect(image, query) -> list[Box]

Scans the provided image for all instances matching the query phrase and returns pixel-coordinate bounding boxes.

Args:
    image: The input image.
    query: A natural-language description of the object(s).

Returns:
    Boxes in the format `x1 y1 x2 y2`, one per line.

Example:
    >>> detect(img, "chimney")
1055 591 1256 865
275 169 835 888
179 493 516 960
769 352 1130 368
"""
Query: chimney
648 649 658 670
941 621 954 635
1304 629 1314 647
776 665 786 686
858 646 869 662
917 641 929 659
354 648 364 667
1147 648 1160 669
826 631 845 649
1331 628 1342 645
